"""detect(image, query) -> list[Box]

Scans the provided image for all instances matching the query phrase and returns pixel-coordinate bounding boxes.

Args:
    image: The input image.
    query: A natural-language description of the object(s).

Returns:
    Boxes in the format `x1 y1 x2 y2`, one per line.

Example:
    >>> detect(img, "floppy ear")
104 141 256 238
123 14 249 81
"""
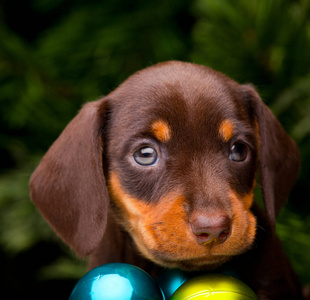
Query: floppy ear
243 85 300 228
30 99 109 256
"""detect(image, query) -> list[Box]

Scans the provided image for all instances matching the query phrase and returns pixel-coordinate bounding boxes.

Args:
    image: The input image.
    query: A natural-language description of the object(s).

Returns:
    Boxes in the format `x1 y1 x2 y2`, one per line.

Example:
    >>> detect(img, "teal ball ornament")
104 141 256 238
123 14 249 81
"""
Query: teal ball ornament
170 274 258 300
69 263 164 300
156 268 191 299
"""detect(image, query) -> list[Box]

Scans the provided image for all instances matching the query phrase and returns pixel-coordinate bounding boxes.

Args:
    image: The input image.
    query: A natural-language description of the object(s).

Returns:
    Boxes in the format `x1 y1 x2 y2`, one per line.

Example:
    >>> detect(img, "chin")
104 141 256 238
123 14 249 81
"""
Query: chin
147 250 234 272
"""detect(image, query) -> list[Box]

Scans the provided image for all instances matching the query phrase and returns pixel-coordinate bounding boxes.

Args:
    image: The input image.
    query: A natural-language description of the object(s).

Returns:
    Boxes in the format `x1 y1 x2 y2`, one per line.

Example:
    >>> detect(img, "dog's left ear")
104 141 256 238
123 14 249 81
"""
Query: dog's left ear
30 99 109 256
242 85 300 229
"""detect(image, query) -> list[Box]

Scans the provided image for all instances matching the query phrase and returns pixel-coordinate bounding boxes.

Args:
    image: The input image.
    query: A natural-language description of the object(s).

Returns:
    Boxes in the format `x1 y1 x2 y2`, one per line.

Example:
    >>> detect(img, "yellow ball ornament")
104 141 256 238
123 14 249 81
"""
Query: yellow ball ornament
170 274 257 300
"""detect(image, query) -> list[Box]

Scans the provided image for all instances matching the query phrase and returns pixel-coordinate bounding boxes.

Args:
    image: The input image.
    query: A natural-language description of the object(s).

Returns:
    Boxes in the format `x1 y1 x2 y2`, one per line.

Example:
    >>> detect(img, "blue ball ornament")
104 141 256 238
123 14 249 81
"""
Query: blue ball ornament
156 268 191 299
69 263 164 300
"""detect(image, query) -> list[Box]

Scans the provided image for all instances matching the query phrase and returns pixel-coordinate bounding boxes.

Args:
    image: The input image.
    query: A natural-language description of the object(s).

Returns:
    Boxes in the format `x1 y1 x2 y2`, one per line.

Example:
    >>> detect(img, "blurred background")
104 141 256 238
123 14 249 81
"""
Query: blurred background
0 0 309 298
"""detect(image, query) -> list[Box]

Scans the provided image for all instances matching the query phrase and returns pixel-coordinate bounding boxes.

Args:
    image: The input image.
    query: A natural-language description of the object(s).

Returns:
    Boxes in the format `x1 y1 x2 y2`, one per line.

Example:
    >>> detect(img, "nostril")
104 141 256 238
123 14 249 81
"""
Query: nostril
218 229 231 243
195 232 213 245
197 233 209 238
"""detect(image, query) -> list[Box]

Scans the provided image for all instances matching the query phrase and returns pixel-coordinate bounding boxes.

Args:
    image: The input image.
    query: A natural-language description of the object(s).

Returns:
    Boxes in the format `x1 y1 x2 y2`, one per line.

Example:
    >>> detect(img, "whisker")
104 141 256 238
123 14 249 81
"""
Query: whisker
256 224 266 232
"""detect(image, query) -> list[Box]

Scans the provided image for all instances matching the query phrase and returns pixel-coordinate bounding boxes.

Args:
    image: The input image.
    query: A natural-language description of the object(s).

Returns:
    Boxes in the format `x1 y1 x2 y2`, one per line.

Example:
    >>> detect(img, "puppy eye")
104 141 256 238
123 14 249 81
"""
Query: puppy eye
229 143 248 162
133 147 158 166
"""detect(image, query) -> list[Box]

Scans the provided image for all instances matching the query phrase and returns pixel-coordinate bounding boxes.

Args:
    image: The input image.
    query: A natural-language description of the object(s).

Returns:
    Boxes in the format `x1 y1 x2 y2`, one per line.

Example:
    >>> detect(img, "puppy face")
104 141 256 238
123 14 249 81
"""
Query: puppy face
31 61 299 272
105 62 259 270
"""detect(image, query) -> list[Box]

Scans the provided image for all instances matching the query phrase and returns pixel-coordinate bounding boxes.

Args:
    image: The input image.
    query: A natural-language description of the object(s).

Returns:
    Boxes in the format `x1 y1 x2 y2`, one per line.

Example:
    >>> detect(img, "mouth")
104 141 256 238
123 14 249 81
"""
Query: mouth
149 248 234 271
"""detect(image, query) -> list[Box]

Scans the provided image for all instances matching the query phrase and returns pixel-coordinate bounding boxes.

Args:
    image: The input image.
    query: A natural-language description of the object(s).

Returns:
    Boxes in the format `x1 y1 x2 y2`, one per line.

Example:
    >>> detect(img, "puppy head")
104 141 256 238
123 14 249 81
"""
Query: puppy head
30 61 299 271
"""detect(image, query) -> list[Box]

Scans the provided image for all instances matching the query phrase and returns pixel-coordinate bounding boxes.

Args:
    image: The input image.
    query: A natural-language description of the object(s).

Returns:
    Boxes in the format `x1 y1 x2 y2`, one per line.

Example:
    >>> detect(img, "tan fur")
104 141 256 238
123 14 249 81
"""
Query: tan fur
109 171 257 270
151 120 171 143
219 119 234 141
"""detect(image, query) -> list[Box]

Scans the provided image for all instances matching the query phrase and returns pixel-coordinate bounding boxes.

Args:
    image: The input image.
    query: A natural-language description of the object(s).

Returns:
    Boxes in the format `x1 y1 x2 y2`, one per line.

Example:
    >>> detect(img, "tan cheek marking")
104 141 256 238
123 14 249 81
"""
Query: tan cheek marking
243 180 256 209
109 172 148 222
143 193 188 247
221 189 256 254
151 120 171 143
243 192 255 209
219 119 234 141
108 172 155 258
108 172 193 261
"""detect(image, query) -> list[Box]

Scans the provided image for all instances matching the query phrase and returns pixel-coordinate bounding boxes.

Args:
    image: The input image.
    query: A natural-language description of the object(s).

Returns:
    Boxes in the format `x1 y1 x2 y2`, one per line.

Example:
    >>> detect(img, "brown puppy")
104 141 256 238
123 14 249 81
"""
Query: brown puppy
30 61 304 299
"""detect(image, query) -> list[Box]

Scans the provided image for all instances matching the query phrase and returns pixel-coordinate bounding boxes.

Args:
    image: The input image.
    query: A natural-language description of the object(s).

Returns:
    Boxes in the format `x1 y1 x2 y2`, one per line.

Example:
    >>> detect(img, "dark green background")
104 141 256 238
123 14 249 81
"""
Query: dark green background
0 0 309 299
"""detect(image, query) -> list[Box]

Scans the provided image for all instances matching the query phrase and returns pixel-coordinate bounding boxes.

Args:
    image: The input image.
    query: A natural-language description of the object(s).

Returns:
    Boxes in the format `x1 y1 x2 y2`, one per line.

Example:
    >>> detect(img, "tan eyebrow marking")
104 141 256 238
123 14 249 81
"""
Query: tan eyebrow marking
151 120 171 143
219 119 234 142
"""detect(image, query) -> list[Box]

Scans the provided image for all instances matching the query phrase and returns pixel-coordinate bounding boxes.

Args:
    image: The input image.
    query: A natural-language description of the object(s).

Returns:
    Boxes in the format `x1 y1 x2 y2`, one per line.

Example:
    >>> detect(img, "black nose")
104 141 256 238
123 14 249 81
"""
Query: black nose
190 214 231 245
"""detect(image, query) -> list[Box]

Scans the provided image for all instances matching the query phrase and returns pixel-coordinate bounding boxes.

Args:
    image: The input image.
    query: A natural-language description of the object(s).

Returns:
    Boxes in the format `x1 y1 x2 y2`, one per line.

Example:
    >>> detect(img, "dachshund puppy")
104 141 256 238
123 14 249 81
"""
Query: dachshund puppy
30 61 304 299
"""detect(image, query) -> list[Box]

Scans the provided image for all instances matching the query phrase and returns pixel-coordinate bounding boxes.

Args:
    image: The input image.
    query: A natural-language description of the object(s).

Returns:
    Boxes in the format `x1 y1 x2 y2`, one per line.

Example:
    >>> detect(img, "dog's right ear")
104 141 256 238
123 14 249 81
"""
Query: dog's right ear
30 99 110 257
241 85 300 229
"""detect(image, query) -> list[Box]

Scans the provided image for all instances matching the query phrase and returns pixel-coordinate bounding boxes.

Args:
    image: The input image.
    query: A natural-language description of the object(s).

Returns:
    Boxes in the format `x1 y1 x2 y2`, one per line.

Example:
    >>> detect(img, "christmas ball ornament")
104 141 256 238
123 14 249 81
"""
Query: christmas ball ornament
69 263 164 300
170 273 257 300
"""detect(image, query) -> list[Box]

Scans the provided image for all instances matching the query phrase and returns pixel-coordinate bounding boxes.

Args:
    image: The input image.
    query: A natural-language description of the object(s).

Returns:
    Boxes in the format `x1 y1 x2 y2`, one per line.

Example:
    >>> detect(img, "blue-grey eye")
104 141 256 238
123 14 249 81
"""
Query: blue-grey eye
133 147 158 166
229 143 248 162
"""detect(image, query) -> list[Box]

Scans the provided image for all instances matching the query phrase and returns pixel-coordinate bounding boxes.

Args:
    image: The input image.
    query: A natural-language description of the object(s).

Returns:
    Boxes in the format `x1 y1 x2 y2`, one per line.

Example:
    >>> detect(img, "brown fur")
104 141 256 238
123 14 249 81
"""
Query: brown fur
30 61 304 299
